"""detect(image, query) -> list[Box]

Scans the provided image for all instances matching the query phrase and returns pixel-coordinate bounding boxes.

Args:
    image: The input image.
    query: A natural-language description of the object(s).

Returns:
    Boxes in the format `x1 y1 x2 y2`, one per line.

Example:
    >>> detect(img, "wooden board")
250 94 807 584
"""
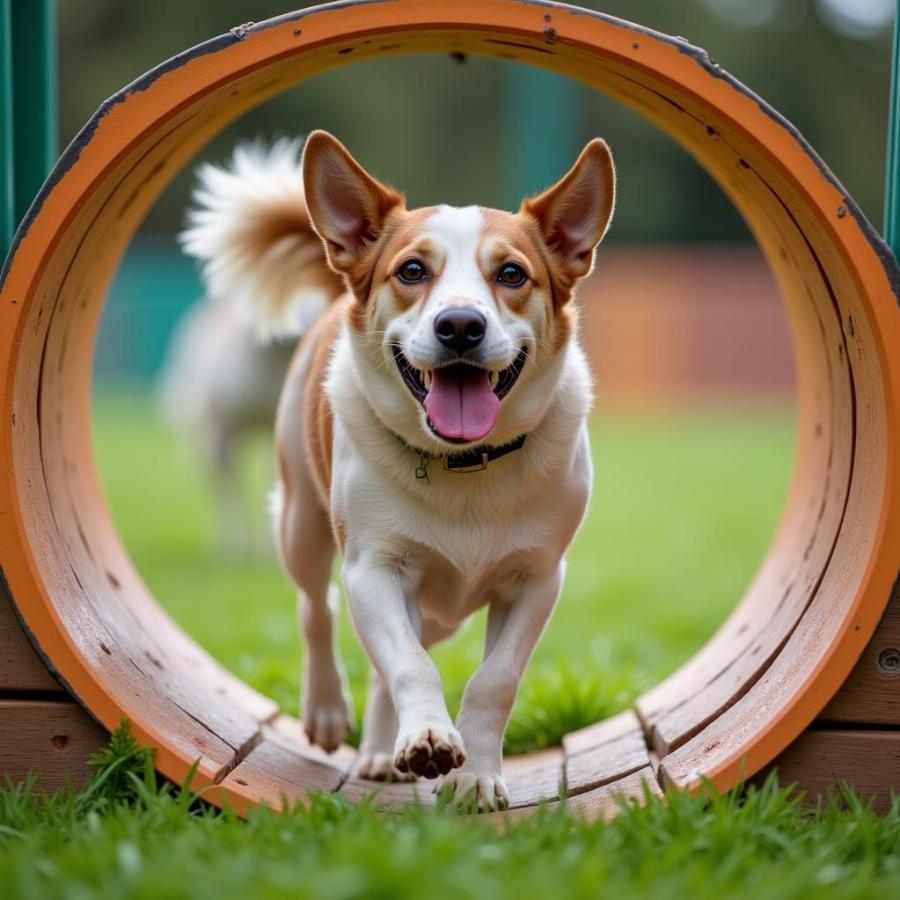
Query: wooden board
339 766 439 808
0 589 61 692
567 766 663 821
339 748 565 811
563 710 652 797
761 728 900 815
0 700 107 792
218 736 347 813
263 713 358 774
492 766 664 824
821 582 900 725
504 748 564 808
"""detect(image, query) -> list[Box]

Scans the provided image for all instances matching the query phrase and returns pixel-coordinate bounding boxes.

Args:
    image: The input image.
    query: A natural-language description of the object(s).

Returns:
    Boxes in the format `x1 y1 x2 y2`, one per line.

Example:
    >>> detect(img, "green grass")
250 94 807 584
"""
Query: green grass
89 390 795 751
3 725 900 900
7 392 900 898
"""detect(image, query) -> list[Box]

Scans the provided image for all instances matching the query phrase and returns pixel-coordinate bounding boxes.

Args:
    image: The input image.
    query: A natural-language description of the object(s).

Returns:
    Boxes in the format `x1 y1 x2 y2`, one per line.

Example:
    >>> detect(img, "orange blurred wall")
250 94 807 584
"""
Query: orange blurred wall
579 245 794 408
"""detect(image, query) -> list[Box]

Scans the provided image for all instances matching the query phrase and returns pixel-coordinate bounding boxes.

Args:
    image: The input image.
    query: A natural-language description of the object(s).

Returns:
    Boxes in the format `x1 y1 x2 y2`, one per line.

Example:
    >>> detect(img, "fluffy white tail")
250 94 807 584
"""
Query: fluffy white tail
179 137 343 340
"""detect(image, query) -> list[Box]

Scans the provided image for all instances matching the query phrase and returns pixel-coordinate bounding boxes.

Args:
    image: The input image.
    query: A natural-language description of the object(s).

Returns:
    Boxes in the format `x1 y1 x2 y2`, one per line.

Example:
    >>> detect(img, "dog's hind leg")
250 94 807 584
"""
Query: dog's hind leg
207 423 250 558
351 669 406 781
276 469 355 754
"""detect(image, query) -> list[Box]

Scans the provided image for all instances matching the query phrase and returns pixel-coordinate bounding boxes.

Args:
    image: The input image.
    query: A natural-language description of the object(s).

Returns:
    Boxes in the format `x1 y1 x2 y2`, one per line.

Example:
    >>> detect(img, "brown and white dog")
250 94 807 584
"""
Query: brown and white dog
184 131 615 811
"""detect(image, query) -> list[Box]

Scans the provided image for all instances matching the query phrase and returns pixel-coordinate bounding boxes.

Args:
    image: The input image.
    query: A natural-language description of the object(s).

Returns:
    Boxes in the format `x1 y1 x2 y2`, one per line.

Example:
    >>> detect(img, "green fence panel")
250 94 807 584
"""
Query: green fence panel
10 0 56 228
884 2 900 254
1 0 13 256
501 64 582 208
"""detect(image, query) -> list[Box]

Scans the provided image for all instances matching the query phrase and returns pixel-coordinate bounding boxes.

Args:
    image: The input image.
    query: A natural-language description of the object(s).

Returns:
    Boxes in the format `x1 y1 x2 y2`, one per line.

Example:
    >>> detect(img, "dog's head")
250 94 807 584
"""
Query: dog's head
302 130 615 451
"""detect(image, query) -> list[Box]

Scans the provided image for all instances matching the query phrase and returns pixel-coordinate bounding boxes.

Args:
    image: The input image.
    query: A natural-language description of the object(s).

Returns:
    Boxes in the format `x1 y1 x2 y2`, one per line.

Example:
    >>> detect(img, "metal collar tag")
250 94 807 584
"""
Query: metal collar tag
443 452 489 473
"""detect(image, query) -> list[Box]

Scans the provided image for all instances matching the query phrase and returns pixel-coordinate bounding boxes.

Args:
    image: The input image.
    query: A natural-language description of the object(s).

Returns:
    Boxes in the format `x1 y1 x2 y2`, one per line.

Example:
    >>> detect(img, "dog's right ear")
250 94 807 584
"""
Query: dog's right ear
302 131 404 276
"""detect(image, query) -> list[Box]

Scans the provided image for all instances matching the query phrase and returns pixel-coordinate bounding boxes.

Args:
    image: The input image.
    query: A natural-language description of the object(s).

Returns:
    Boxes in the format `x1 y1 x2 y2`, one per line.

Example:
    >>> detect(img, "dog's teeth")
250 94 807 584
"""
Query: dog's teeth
424 370 433 391
489 371 498 389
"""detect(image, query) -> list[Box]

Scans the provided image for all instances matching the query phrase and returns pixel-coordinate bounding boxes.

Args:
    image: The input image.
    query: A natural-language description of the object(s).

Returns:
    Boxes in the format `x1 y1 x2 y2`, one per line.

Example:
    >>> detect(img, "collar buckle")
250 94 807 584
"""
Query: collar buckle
443 452 489 474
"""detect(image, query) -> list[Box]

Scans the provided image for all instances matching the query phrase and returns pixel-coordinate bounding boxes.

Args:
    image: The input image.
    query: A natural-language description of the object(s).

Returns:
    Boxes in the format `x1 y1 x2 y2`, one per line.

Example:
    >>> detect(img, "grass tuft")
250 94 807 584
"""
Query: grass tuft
504 656 651 754
82 719 157 807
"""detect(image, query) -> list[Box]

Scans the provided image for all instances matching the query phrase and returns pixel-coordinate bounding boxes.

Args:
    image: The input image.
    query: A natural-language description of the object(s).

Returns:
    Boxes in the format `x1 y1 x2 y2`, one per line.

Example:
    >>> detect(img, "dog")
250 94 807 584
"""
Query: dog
164 139 343 556
182 131 615 811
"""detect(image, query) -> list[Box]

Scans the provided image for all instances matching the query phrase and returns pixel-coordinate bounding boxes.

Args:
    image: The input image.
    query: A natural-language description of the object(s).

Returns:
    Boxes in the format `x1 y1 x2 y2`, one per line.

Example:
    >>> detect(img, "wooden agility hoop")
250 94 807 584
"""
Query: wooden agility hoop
1 0 899 817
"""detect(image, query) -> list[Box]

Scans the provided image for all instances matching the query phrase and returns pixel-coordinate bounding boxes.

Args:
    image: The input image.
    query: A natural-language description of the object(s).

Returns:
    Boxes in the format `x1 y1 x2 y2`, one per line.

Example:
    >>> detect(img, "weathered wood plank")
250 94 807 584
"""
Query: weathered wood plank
504 748 564 808
263 713 357 775
339 749 564 811
567 766 663 821
0 699 107 792
219 735 347 812
821 584 900 725
563 710 651 797
0 589 61 692
339 775 438 808
761 728 900 814
492 765 663 824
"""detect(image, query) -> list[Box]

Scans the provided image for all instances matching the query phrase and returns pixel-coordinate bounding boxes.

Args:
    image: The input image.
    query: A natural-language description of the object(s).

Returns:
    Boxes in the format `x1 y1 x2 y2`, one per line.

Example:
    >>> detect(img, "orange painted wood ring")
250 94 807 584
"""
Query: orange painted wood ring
1 0 898 815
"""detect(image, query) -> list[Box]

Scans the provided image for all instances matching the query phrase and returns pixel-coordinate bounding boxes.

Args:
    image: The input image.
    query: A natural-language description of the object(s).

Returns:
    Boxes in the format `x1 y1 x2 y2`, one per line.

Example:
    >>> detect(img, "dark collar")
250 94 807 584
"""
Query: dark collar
396 433 527 479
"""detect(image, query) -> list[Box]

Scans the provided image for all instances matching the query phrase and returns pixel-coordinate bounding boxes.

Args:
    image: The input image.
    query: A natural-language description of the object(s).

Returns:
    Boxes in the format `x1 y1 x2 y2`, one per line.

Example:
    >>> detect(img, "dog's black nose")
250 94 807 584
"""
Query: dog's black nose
434 308 486 353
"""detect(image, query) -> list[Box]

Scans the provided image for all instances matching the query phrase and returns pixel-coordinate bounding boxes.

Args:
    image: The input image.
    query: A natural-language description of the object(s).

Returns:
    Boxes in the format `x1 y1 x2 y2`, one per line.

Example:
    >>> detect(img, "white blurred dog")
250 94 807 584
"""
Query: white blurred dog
182 132 615 811
159 139 342 555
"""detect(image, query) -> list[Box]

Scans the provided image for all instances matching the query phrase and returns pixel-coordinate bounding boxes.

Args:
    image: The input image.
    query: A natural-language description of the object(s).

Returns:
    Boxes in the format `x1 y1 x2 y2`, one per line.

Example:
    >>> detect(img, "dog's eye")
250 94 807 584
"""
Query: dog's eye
396 259 427 284
497 263 527 287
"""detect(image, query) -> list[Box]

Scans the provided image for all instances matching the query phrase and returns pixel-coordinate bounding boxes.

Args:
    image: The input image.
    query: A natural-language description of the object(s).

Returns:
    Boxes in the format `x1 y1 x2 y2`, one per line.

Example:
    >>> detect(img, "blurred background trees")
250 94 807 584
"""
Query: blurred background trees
59 0 894 242
53 0 893 386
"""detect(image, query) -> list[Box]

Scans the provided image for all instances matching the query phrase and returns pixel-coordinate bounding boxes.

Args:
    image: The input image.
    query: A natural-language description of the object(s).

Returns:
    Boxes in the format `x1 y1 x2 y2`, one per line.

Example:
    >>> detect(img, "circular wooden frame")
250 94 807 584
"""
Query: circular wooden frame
1 0 898 816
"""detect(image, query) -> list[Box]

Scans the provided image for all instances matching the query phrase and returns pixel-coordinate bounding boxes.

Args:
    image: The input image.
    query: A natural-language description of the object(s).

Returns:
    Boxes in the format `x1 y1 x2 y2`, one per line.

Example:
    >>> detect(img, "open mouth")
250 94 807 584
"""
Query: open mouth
393 347 527 444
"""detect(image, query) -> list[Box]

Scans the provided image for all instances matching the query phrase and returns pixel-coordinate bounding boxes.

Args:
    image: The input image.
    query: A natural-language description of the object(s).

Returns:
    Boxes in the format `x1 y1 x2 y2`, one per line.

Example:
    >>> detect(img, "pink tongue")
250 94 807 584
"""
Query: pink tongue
424 367 500 442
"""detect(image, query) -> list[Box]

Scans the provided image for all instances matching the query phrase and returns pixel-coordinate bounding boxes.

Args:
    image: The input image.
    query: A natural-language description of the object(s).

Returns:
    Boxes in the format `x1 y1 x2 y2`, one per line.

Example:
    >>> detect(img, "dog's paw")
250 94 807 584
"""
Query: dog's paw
351 751 416 782
393 723 465 779
302 694 354 753
437 770 510 813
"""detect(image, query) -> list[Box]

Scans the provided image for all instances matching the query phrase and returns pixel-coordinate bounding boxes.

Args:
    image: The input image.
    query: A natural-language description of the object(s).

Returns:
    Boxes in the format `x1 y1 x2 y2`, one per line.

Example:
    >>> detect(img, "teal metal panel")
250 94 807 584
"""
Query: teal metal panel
501 64 583 208
884 0 900 254
10 0 56 226
95 238 203 383
1 0 13 256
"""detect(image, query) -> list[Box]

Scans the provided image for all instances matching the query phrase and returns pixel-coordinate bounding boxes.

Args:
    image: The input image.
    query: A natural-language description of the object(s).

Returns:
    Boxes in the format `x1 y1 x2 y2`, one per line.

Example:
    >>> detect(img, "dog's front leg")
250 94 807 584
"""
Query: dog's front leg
342 557 465 780
441 565 564 812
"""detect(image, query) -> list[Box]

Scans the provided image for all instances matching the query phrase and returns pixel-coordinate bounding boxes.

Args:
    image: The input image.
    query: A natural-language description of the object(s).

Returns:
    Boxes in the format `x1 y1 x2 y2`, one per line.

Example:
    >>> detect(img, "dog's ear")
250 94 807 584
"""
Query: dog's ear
302 130 404 275
521 139 615 287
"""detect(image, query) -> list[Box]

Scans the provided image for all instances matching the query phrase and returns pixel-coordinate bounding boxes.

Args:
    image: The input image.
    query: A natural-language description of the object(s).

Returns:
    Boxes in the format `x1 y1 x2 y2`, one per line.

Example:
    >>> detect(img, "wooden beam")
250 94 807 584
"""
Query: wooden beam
0 699 106 793
763 728 900 814
821 583 900 725
0 590 61 692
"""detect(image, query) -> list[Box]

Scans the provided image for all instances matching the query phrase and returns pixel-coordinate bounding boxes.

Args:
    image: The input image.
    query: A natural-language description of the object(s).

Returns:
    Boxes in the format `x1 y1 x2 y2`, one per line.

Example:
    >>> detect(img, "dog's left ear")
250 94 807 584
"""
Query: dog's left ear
302 130 404 276
521 138 615 287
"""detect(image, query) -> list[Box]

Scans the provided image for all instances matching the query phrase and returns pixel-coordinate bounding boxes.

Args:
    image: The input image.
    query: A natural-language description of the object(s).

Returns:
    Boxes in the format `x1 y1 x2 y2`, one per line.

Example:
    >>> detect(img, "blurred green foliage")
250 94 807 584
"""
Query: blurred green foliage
58 0 894 242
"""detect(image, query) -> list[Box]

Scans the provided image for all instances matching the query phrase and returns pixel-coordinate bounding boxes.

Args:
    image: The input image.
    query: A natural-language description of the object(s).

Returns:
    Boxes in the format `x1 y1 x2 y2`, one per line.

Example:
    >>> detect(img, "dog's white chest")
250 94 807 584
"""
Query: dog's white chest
332 427 591 629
